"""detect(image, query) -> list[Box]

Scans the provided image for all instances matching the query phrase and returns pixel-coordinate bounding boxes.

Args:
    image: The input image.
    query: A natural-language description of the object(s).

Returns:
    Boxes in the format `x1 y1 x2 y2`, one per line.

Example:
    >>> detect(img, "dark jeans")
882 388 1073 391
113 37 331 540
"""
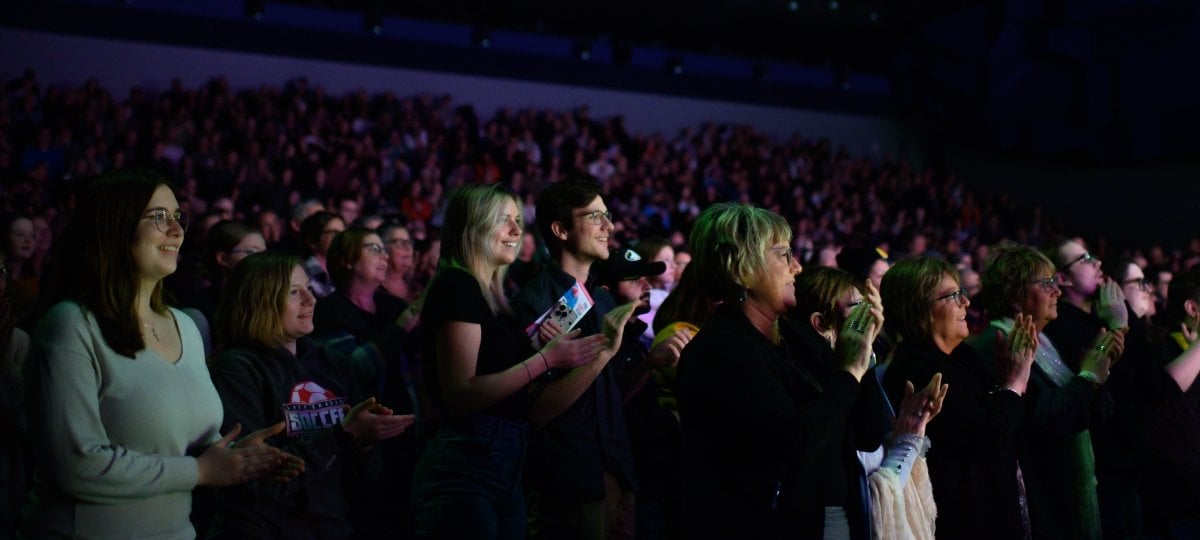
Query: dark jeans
411 414 529 540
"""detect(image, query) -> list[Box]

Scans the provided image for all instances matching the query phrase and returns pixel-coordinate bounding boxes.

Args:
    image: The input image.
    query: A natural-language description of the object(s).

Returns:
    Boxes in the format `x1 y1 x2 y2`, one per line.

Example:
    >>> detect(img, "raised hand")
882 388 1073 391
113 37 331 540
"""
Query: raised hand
860 280 885 343
646 326 694 368
1183 321 1198 345
601 302 639 349
835 302 877 381
1079 327 1126 384
996 313 1037 395
893 372 947 437
1096 278 1129 330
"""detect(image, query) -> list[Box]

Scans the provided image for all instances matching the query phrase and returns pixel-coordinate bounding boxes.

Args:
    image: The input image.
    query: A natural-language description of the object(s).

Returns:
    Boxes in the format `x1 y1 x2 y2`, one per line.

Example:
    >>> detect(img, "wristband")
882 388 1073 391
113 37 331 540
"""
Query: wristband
521 360 533 382
1078 370 1104 388
539 351 550 372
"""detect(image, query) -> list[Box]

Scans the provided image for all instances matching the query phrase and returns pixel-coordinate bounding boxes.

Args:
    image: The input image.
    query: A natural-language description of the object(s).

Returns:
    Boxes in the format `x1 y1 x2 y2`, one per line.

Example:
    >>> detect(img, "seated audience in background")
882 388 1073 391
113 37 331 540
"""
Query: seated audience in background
299 211 346 299
276 199 324 257
1 215 38 321
208 251 413 539
378 222 419 303
634 237 677 345
23 170 288 539
195 220 266 323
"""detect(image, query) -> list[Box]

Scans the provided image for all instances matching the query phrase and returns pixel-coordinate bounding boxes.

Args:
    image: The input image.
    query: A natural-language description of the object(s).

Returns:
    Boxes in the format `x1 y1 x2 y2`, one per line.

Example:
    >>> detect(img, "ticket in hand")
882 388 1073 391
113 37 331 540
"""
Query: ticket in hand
527 280 595 348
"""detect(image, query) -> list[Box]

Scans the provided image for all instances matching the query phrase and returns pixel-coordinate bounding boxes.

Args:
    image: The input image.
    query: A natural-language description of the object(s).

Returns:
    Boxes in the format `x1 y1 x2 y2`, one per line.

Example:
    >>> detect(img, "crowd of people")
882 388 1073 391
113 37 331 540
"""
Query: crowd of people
3 71 1200 539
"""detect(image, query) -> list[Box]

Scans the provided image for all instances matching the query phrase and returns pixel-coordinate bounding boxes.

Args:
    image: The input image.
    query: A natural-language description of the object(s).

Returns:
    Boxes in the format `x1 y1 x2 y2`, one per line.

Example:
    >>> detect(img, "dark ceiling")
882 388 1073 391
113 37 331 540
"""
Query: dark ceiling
288 0 981 74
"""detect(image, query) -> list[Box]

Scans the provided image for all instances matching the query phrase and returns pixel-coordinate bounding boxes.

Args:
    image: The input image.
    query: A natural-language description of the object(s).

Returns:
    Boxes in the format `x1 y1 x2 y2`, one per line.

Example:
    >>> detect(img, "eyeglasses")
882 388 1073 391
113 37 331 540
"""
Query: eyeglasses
362 242 386 255
575 210 613 225
1030 276 1060 292
141 209 188 233
1059 252 1098 271
1122 277 1152 291
387 238 413 249
768 246 796 265
934 288 969 305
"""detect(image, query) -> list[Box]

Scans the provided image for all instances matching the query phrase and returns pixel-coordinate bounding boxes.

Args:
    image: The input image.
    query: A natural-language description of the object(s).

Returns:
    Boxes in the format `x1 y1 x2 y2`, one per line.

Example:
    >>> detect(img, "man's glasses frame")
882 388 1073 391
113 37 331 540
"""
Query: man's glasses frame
575 210 613 225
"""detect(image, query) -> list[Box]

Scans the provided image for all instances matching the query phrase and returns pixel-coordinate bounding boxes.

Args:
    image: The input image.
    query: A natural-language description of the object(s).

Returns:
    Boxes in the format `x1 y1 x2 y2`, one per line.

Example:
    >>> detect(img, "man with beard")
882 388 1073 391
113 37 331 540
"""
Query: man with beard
592 246 693 540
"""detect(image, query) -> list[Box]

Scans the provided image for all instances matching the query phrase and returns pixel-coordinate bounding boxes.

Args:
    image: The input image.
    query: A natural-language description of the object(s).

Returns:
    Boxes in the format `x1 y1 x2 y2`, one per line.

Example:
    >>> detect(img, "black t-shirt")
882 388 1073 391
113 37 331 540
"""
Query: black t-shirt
421 266 534 420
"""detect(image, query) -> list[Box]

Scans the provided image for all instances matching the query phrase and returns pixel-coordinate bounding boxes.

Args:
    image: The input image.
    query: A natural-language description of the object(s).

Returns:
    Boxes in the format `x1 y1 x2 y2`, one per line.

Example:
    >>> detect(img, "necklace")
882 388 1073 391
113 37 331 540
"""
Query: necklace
143 320 160 342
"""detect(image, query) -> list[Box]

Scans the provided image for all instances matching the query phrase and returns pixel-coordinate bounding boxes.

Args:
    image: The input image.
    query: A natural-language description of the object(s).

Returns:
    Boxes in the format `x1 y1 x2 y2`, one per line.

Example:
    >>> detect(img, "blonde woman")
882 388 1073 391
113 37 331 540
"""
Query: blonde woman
411 184 607 539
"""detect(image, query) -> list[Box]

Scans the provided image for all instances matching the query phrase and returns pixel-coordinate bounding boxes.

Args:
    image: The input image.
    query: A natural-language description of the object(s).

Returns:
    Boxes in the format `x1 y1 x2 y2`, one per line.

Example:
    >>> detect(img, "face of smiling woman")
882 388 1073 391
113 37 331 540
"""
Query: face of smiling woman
131 185 185 285
491 199 523 267
929 272 970 354
282 265 317 344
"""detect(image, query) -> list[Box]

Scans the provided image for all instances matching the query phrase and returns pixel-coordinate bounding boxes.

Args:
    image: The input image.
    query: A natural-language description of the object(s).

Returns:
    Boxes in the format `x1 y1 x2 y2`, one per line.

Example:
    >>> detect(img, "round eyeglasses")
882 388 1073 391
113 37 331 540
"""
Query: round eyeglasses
575 210 614 225
141 209 188 233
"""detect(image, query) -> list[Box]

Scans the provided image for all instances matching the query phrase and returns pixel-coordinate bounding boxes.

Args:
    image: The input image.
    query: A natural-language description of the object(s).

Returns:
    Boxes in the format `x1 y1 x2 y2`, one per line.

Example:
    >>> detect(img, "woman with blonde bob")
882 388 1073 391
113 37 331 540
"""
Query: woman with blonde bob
881 256 1038 538
208 252 413 538
676 202 882 539
410 184 606 539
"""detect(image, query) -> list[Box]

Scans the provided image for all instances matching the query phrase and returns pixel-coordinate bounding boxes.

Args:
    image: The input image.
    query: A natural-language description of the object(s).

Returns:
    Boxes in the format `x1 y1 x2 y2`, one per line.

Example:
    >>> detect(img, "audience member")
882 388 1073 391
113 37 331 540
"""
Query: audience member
971 244 1122 538
676 202 878 538
378 222 419 303
792 266 946 539
511 179 640 540
299 211 346 299
22 170 289 539
410 184 607 538
592 246 691 539
0 250 30 539
208 251 412 538
880 256 1035 538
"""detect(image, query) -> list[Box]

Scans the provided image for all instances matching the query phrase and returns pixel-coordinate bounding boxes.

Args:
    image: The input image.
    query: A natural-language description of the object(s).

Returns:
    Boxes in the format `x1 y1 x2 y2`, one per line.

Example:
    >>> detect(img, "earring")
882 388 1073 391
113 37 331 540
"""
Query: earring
737 288 747 302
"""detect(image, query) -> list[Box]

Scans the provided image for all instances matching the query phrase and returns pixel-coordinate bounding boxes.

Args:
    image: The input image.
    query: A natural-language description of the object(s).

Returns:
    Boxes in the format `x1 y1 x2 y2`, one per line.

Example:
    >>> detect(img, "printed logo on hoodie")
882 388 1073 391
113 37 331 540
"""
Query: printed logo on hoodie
283 381 347 437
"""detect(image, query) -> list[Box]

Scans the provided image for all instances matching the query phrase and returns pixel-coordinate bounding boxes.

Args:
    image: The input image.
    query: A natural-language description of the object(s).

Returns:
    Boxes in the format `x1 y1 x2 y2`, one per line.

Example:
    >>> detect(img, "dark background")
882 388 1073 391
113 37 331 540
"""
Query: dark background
5 0 1199 247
